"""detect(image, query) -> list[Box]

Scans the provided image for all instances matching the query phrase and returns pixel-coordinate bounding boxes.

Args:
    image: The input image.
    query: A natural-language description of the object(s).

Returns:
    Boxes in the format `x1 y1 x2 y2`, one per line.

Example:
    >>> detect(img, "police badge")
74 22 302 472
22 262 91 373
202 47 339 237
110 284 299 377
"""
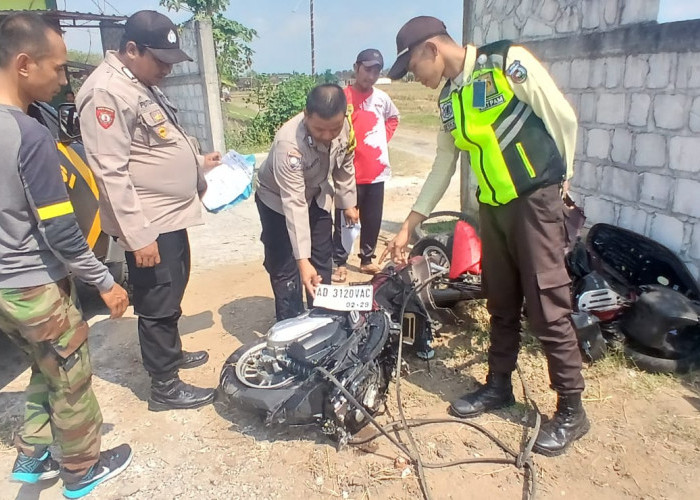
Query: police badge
506 60 528 84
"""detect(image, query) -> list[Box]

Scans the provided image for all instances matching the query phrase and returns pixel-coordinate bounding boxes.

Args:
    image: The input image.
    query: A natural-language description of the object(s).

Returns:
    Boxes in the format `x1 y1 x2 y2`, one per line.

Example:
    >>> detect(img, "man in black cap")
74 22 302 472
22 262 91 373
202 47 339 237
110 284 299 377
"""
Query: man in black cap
76 10 221 412
384 16 588 457
331 49 399 283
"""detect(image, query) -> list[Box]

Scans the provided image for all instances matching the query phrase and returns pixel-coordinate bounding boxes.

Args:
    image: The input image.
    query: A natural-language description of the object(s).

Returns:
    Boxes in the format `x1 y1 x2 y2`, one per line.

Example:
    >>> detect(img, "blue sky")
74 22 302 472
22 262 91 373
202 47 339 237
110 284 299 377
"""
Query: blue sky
58 0 700 73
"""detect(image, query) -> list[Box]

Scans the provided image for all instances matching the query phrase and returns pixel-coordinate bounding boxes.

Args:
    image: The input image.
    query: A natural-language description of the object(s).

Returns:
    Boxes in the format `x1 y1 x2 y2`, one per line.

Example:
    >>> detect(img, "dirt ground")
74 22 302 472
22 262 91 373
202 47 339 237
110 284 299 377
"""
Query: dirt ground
2 104 700 500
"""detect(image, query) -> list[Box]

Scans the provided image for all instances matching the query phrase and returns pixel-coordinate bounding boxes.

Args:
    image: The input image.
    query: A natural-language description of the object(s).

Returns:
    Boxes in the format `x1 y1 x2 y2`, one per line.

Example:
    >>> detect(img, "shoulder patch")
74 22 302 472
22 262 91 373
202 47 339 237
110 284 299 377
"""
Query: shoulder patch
96 107 115 129
506 60 528 84
287 150 302 169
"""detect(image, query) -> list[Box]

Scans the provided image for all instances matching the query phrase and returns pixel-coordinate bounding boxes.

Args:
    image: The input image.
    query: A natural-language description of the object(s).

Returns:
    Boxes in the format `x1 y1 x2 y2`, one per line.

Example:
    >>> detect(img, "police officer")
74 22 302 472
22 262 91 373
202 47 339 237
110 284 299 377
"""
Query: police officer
76 10 220 412
0 13 131 497
256 84 358 321
385 16 588 456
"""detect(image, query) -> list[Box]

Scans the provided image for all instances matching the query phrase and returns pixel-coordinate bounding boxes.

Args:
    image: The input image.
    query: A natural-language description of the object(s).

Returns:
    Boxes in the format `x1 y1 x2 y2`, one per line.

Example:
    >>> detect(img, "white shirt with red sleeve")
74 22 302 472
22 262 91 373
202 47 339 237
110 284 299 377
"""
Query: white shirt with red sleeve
344 86 400 185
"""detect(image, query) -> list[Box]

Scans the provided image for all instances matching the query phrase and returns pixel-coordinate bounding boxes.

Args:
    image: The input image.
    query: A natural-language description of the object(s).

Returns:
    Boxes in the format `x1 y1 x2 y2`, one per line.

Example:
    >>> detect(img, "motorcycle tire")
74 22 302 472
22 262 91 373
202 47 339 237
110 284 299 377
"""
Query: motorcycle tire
623 344 700 374
219 340 300 406
411 211 480 243
409 234 452 267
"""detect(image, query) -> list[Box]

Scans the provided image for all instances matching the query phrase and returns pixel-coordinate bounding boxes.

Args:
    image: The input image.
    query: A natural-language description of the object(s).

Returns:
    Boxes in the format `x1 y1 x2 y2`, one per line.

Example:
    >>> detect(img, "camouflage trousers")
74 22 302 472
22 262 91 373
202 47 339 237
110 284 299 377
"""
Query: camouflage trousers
0 277 102 476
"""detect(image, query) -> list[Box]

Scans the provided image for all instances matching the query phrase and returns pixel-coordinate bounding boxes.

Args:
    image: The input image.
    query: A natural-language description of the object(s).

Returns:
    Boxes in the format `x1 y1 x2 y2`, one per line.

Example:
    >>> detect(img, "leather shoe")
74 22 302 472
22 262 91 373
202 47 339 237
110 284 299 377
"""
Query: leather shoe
533 392 590 457
178 350 209 370
450 371 515 418
148 377 216 412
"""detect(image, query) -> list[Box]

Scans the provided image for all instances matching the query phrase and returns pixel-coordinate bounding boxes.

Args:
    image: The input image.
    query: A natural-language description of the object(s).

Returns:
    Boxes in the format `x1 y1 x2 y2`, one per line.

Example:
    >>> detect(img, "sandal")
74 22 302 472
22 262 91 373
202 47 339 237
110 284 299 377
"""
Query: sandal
331 266 347 283
360 263 381 275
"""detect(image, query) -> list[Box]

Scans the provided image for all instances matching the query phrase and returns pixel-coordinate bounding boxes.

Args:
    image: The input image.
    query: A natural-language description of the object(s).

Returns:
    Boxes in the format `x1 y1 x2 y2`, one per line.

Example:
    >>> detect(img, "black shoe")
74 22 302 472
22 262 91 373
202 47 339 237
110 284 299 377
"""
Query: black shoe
62 444 133 499
177 350 209 370
148 377 216 412
11 449 59 483
533 393 590 457
450 371 515 418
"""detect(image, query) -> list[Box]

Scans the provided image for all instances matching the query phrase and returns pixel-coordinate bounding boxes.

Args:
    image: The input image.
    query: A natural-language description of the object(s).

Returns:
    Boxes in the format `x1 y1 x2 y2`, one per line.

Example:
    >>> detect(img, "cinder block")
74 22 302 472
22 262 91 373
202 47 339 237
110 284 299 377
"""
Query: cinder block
539 0 560 22
649 214 684 254
634 133 666 167
690 222 700 260
584 197 617 225
582 0 601 29
646 53 674 89
624 56 649 88
522 18 554 37
601 166 638 201
572 161 599 190
653 94 687 130
640 172 672 209
620 0 661 25
628 93 651 127
587 128 611 159
589 59 605 87
669 136 700 172
617 205 648 235
676 53 700 89
605 57 624 88
611 128 632 163
597 93 626 124
571 59 591 89
689 97 700 133
604 0 619 25
579 93 597 123
673 179 700 218
556 5 581 33
550 61 571 88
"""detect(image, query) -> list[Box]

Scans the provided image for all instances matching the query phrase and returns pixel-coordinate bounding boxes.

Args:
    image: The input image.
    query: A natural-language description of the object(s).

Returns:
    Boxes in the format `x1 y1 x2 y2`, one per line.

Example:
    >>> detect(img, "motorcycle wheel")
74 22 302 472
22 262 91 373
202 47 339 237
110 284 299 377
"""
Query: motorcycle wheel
409 234 452 270
412 211 480 243
623 344 700 374
219 341 297 401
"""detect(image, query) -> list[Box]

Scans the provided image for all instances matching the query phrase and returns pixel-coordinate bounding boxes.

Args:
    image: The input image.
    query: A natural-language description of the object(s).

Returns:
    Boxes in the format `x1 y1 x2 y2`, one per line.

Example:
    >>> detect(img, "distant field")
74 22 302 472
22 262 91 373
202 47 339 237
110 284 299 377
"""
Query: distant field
222 81 441 152
379 81 441 131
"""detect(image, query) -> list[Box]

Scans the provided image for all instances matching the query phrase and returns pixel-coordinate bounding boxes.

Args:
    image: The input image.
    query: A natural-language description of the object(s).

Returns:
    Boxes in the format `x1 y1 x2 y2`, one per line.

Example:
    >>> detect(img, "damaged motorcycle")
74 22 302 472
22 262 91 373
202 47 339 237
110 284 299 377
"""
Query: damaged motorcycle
218 257 438 443
409 213 700 374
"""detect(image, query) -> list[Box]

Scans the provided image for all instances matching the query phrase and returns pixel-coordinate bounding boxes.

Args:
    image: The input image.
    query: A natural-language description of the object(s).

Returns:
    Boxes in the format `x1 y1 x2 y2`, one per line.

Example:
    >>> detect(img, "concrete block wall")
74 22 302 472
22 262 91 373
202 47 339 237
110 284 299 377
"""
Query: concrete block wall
467 0 660 45
463 1 700 280
159 19 225 154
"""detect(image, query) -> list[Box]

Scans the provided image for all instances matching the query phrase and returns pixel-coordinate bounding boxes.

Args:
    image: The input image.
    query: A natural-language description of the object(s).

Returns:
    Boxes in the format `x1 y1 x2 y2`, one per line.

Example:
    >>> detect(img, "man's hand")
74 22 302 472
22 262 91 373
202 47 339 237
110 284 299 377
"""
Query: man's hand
380 227 411 265
100 283 129 319
378 211 426 265
298 258 322 297
133 241 160 268
562 179 570 198
203 151 222 170
344 206 359 226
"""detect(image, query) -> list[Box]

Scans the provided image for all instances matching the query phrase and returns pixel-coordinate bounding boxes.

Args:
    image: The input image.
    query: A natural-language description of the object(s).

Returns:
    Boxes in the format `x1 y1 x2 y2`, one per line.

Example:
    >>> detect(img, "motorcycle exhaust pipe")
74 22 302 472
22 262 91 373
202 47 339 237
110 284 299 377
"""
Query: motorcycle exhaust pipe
430 288 478 307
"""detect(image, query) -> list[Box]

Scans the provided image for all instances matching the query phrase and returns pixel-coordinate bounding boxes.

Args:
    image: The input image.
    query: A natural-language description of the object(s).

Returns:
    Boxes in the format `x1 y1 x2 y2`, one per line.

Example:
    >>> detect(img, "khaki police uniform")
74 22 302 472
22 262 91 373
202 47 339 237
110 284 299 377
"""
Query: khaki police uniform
414 42 584 394
76 51 206 380
256 112 356 320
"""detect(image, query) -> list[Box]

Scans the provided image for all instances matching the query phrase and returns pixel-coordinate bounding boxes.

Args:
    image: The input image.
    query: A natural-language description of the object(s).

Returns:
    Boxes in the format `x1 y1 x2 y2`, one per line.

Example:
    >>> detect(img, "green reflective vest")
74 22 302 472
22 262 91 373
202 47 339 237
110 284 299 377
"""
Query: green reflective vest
439 41 566 206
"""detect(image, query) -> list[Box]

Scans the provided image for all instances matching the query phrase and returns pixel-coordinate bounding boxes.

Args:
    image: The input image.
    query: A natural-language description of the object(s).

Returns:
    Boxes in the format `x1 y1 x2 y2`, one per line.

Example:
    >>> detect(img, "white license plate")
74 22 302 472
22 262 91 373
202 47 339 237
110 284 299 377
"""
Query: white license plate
314 284 373 311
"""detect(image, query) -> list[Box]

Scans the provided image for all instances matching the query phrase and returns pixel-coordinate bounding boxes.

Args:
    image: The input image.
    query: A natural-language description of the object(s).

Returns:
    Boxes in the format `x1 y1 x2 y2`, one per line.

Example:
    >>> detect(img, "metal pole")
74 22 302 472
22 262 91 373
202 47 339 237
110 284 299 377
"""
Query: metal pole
310 0 316 75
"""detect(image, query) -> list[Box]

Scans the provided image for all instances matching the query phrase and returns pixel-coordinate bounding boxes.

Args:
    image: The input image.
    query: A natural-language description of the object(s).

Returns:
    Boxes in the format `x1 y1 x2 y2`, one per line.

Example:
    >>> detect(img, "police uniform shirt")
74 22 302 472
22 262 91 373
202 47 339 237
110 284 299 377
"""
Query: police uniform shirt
412 44 578 217
76 51 206 252
255 112 357 261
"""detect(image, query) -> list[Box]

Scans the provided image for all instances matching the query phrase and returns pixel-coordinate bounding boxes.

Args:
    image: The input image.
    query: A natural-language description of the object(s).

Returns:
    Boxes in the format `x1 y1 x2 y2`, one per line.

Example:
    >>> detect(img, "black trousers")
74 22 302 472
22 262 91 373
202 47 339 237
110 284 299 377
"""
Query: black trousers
479 183 585 394
256 194 333 321
333 182 384 266
125 229 190 380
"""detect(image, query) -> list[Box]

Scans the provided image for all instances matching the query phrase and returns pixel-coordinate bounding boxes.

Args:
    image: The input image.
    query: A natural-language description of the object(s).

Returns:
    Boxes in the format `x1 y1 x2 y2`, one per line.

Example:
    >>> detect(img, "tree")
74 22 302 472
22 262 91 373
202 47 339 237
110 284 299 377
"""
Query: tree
160 0 257 82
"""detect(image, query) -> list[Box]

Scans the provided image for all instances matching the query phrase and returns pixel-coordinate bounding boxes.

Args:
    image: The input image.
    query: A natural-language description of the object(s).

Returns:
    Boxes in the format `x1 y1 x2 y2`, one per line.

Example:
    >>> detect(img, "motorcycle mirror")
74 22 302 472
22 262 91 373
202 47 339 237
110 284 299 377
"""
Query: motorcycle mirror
58 103 81 143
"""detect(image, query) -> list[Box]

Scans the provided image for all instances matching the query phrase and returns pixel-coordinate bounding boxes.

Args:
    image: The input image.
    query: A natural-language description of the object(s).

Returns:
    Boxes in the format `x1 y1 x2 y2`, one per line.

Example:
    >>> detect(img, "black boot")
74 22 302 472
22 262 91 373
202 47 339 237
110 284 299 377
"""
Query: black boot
177 350 209 370
450 371 515 418
148 376 216 412
533 393 590 457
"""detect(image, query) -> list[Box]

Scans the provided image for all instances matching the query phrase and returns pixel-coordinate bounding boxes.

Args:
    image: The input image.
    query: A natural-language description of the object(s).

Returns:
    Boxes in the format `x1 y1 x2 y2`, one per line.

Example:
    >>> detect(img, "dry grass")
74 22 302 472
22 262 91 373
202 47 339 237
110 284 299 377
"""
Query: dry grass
380 82 442 132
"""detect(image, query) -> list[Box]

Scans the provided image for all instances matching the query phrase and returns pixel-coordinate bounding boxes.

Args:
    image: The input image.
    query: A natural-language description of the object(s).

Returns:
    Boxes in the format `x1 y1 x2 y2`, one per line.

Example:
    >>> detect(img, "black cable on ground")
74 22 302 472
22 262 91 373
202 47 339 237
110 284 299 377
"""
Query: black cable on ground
338 268 539 499
317 268 541 500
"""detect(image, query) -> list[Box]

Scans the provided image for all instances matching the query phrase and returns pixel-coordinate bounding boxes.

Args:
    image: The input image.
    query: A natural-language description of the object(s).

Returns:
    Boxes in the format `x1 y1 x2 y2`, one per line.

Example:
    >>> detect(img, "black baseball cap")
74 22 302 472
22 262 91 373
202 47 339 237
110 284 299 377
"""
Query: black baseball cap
356 48 383 68
123 10 193 64
388 16 448 80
